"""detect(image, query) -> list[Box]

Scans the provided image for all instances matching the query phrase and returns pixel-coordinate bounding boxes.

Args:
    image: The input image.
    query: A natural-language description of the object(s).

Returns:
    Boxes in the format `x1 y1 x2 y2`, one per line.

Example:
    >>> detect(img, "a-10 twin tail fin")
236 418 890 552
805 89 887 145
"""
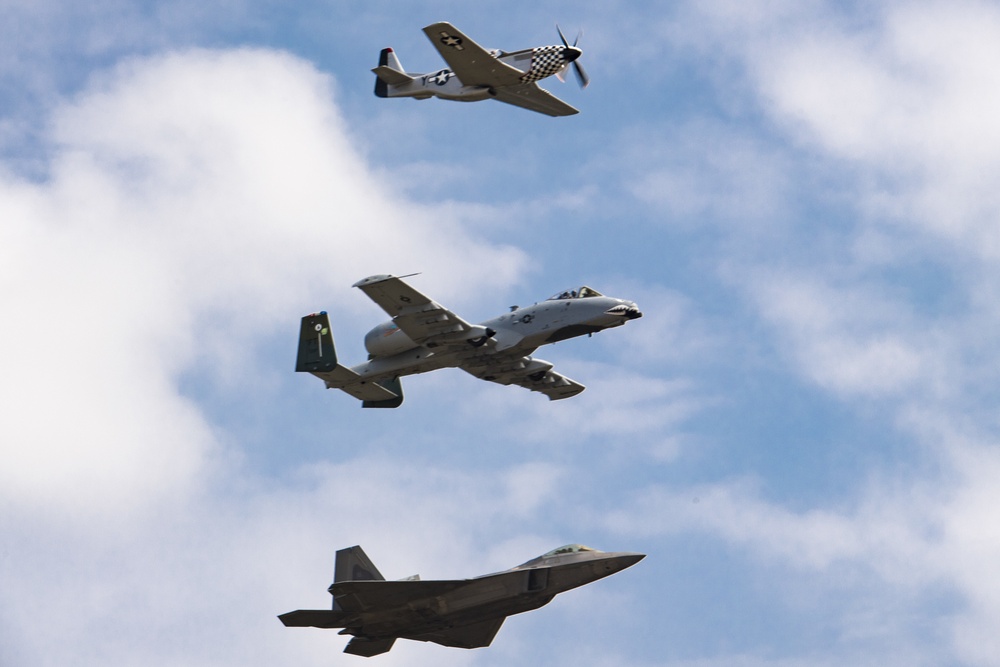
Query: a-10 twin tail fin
295 313 403 408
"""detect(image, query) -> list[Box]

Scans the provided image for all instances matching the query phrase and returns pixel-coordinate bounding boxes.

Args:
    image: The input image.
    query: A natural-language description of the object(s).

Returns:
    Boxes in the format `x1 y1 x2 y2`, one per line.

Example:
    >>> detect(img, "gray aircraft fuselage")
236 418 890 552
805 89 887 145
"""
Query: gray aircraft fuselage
280 544 644 656
352 285 641 382
296 275 642 406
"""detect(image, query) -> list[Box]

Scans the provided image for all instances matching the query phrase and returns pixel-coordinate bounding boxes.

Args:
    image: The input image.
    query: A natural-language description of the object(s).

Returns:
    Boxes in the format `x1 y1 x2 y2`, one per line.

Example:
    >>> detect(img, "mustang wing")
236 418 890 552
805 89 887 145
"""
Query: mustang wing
407 617 506 649
492 83 579 117
422 22 524 87
354 274 475 346
460 354 585 401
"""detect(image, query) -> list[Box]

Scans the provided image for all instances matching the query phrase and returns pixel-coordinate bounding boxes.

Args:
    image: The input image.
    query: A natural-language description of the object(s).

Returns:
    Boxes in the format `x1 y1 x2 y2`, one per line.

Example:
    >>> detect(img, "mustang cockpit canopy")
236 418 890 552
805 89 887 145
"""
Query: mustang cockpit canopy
548 287 603 301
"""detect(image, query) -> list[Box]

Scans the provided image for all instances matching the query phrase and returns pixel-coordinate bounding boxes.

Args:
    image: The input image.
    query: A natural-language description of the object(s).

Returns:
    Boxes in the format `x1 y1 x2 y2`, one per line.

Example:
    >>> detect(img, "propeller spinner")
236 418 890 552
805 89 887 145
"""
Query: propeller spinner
556 24 590 88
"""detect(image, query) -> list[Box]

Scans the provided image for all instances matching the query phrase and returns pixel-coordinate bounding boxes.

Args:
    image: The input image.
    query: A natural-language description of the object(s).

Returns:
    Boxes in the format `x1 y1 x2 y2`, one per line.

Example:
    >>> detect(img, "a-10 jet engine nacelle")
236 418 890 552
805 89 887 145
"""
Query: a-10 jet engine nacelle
364 321 495 358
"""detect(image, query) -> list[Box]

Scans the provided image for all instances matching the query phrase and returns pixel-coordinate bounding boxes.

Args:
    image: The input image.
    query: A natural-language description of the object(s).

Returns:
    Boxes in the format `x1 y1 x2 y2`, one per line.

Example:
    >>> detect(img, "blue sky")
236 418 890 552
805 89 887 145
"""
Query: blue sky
3 1 1000 665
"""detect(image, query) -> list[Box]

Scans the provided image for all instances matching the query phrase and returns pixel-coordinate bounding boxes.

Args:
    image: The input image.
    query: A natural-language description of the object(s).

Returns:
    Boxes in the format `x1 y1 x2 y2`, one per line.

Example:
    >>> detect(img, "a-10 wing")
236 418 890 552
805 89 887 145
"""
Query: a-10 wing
353 274 476 346
461 353 585 401
356 275 584 400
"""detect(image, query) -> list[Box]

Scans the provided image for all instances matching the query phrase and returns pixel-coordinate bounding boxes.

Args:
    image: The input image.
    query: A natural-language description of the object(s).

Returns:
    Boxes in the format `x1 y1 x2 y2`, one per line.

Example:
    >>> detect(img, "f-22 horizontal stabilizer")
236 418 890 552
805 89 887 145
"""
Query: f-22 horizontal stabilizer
345 637 396 657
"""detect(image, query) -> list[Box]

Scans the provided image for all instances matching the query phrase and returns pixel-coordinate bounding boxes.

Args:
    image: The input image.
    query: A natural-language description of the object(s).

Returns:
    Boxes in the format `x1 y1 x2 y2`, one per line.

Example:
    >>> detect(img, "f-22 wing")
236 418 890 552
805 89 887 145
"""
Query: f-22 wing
421 22 579 117
354 275 584 400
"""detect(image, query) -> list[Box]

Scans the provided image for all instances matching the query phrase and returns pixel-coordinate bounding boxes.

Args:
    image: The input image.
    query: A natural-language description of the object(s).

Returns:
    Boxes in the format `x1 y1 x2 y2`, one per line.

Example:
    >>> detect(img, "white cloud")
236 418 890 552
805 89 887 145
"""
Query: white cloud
0 47 541 665
700 0 1000 256
621 121 794 227
453 358 704 458
746 273 930 398
606 411 1000 665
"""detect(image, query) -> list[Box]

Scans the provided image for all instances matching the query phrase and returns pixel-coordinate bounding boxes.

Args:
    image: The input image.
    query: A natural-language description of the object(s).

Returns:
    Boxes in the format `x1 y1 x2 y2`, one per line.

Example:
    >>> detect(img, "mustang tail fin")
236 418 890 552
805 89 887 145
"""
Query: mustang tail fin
373 48 414 97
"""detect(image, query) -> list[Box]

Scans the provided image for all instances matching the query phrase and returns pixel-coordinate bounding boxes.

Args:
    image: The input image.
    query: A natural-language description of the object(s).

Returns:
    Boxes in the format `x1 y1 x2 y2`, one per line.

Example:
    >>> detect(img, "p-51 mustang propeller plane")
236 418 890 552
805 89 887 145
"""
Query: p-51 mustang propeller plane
296 274 642 407
373 22 589 117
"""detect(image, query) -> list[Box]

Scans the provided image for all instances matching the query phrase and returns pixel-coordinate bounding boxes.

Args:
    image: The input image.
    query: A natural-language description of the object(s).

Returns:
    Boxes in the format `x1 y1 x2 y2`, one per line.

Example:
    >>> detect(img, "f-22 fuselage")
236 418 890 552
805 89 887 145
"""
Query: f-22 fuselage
280 543 644 656
296 275 642 407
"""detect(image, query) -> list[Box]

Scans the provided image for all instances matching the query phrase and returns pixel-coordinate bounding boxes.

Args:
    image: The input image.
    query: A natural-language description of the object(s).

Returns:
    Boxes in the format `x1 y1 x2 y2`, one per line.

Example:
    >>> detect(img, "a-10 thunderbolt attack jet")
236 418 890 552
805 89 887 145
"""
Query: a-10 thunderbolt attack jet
280 543 644 657
372 21 590 117
296 274 642 407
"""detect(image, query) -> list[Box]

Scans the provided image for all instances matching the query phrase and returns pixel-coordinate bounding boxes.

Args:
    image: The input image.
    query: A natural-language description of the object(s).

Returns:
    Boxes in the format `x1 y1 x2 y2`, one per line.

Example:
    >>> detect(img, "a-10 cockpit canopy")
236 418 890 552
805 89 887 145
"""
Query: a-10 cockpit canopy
547 287 603 301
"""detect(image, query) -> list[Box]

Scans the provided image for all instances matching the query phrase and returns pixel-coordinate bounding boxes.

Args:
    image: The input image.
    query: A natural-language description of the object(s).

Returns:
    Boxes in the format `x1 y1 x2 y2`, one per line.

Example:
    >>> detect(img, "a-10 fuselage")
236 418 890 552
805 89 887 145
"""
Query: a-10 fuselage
354 287 641 381
296 276 642 406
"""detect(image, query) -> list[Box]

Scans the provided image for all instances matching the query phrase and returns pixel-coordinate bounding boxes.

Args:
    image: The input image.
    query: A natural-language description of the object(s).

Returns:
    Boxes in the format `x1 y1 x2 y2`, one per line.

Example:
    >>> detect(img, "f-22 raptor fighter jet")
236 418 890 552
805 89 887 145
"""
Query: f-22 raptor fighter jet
296 274 642 407
280 544 644 657
373 22 590 117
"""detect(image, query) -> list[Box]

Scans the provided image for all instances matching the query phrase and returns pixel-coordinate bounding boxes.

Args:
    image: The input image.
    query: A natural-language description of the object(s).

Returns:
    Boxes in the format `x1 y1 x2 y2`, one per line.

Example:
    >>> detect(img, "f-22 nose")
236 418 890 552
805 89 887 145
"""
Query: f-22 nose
608 552 646 571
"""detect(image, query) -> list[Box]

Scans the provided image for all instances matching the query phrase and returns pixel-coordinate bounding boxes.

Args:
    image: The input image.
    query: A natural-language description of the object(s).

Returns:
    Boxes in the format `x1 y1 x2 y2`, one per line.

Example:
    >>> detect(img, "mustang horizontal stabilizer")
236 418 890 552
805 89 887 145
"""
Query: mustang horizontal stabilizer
372 65 413 86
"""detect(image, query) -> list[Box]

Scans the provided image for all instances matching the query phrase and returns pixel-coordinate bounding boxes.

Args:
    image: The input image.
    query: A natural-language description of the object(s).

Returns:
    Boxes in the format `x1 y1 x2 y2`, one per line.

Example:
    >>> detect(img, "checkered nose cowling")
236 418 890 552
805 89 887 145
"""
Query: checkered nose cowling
521 45 570 83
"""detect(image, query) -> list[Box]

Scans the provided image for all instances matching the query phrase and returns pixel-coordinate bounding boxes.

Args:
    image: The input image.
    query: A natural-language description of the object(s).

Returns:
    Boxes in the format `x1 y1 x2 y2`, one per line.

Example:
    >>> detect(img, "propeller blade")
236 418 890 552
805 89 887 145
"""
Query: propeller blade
555 69 567 83
556 24 570 47
557 24 588 88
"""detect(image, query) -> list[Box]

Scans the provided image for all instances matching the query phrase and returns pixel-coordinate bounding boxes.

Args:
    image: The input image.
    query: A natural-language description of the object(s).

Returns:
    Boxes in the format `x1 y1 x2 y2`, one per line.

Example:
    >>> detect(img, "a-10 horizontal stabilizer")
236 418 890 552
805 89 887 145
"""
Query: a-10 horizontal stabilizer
361 376 403 409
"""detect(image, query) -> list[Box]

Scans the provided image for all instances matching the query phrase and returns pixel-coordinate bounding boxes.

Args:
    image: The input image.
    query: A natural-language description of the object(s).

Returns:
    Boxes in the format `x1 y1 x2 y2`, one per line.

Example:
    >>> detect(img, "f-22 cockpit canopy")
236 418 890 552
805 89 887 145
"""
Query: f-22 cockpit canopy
515 544 599 569
543 544 596 557
547 287 603 301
